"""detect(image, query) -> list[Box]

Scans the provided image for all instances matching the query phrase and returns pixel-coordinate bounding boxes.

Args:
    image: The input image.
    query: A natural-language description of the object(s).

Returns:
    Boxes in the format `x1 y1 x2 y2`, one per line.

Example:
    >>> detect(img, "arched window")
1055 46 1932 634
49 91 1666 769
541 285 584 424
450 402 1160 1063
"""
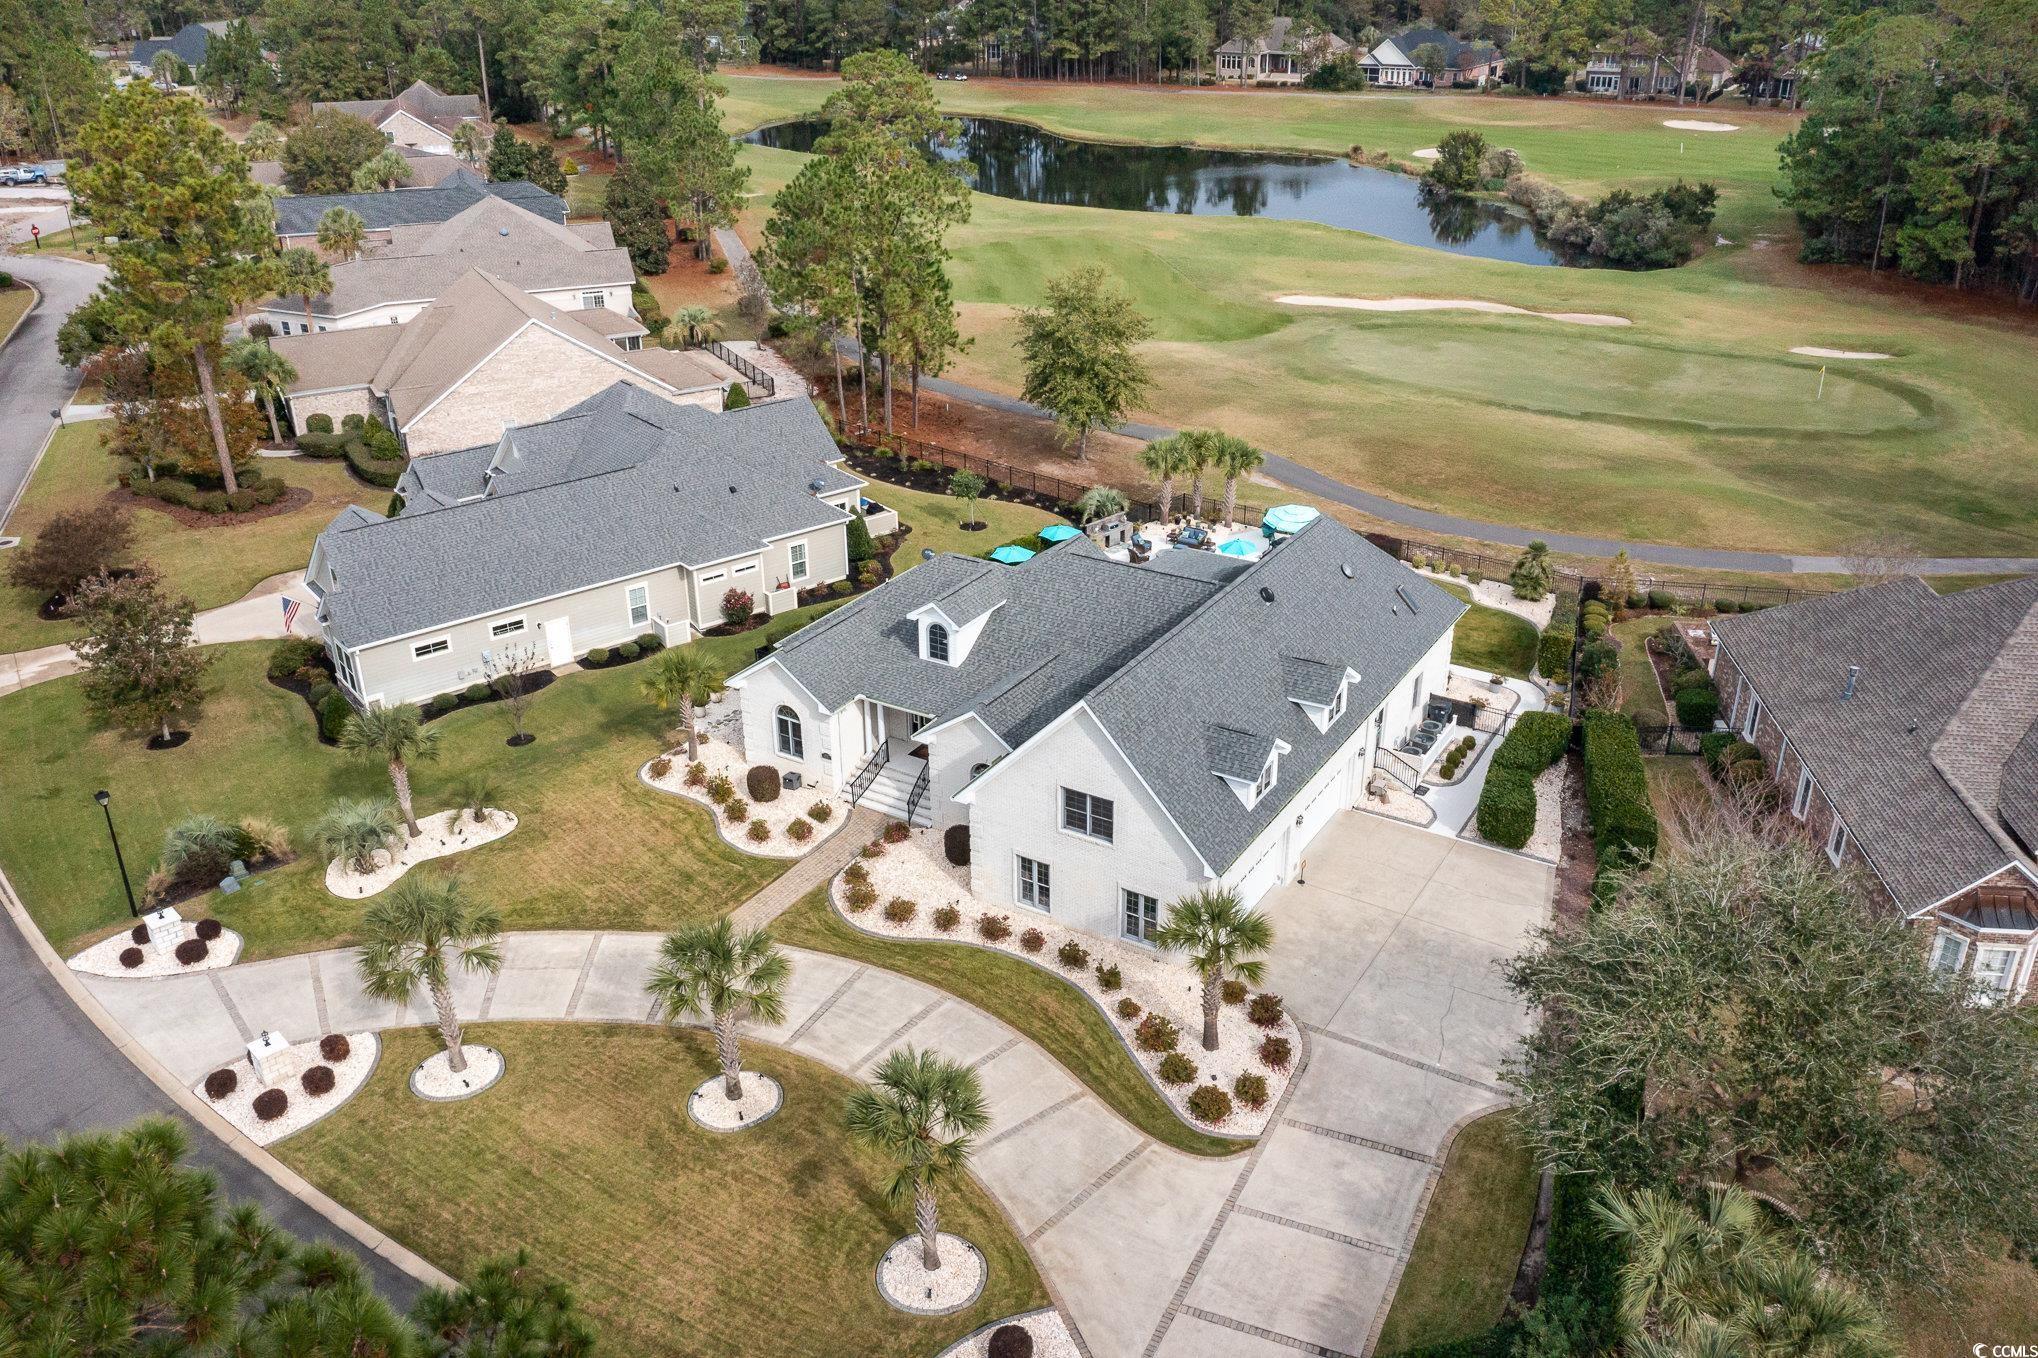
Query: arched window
775 705 804 759
927 622 950 663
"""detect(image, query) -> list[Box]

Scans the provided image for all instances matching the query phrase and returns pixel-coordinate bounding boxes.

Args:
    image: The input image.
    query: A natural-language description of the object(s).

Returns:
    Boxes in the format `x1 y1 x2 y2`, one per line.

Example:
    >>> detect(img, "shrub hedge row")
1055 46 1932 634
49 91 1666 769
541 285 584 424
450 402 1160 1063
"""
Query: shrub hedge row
1474 711 1572 850
1581 711 1657 862
1537 627 1573 681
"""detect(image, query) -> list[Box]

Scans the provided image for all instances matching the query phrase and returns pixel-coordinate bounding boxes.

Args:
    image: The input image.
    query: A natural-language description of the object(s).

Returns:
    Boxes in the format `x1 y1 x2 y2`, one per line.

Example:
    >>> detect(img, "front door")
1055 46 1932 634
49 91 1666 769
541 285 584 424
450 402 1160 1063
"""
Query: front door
542 617 573 668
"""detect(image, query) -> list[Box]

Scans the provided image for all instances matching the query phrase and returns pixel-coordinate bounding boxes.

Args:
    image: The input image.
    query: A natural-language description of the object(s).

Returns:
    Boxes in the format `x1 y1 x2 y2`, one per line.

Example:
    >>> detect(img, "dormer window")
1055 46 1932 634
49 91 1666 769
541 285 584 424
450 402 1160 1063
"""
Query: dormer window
1326 684 1347 725
927 622 950 663
1252 753 1277 801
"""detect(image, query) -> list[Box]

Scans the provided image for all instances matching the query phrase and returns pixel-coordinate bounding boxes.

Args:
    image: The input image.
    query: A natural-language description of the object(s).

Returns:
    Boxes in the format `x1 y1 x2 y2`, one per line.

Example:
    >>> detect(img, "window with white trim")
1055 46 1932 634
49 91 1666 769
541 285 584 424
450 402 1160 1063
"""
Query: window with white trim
580 290 606 309
927 622 950 663
332 645 362 694
1062 789 1115 842
776 705 804 759
1016 855 1051 911
909 713 930 735
1741 695 1764 740
412 636 449 659
1327 683 1347 724
1826 818 1849 865
490 618 525 638
788 541 809 581
279 320 292 335
627 584 649 627
1973 946 2022 997
1122 889 1159 943
1929 931 1967 974
1792 767 1814 820
1253 754 1277 801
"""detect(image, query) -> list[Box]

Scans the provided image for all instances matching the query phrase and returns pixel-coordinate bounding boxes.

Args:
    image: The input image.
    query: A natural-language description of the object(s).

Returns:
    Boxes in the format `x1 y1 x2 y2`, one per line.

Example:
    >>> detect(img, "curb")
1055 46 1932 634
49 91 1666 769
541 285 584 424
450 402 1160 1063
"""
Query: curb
0 866 457 1292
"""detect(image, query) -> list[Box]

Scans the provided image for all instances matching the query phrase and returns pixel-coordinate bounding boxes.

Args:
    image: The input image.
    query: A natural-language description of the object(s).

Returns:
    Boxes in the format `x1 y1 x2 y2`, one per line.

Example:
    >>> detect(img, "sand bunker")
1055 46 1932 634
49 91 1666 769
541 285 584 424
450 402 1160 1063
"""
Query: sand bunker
1411 147 1440 159
1664 119 1738 132
1790 346 1893 360
1278 295 1632 327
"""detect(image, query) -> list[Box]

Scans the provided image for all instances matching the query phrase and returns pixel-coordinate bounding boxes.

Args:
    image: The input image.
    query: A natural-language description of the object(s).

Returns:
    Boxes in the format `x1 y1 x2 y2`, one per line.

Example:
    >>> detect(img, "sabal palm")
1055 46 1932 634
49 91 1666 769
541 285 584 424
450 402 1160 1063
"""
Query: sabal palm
645 919 790 1100
339 704 440 835
845 1047 989 1271
1179 429 1218 520
1153 888 1273 1051
1208 433 1265 528
311 798 401 874
1074 485 1127 523
640 647 722 759
243 120 283 160
673 306 716 346
224 336 296 443
1138 433 1192 520
356 876 502 1073
315 206 366 261
273 247 331 331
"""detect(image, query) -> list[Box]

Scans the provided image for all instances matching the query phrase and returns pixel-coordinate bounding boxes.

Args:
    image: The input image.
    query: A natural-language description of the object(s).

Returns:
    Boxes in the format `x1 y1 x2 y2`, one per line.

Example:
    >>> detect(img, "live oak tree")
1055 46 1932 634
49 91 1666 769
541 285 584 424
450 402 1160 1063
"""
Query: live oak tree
69 565 209 744
1017 265 1153 461
70 83 280 495
1503 822 2038 1292
280 107 388 193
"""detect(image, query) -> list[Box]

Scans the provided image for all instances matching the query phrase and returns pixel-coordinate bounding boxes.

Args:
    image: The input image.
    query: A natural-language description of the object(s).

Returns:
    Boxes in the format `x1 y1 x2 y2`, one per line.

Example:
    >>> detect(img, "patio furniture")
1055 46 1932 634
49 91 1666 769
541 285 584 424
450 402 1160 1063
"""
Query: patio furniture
1176 526 1214 551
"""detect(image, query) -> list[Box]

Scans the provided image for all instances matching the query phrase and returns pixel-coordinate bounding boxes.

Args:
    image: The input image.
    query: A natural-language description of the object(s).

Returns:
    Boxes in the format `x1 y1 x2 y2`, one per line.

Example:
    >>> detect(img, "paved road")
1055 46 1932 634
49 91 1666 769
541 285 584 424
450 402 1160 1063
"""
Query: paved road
0 875 427 1309
0 252 102 533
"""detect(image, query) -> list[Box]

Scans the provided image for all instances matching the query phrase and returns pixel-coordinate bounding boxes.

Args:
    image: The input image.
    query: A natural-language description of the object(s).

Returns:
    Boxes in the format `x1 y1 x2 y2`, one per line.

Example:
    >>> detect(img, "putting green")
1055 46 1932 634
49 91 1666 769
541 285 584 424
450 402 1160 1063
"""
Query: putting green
1297 318 1933 436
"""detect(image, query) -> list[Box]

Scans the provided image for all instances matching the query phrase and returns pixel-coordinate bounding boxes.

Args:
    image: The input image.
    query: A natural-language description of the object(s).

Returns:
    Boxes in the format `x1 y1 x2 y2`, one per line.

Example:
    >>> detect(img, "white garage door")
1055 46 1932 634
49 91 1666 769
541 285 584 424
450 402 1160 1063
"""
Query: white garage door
1234 832 1288 909
1293 774 1343 861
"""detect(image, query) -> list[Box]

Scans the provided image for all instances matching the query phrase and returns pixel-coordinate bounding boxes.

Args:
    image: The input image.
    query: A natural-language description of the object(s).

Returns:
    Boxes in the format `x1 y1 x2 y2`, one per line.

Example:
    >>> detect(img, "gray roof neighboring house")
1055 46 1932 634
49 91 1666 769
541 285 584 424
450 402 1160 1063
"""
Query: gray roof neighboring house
272 170 564 240
132 19 234 70
1386 26 1503 70
759 516 1464 873
1712 574 2038 915
1217 16 1351 57
261 195 631 320
314 384 860 649
314 81 485 142
252 147 468 191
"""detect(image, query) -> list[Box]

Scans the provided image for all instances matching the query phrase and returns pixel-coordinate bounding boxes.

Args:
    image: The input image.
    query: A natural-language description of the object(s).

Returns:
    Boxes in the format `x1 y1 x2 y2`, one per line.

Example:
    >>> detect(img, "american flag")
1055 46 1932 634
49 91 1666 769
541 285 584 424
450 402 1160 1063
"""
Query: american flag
280 596 302 633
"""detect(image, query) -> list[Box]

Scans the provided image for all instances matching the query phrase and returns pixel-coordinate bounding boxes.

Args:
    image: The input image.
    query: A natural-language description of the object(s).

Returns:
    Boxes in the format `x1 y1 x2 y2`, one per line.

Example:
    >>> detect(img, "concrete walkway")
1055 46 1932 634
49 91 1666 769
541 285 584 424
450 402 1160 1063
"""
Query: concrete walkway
0 570 315 696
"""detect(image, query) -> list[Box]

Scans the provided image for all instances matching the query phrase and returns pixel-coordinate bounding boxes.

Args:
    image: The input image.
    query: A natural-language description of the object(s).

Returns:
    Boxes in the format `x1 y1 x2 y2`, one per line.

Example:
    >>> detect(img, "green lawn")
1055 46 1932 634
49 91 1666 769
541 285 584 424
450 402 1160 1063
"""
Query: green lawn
0 284 32 343
864 475 1066 564
1375 1110 1540 1355
0 613 845 959
0 422 380 654
772 883 1244 1158
1607 615 1670 724
278 1024 1046 1357
721 78 2038 558
1436 581 1539 679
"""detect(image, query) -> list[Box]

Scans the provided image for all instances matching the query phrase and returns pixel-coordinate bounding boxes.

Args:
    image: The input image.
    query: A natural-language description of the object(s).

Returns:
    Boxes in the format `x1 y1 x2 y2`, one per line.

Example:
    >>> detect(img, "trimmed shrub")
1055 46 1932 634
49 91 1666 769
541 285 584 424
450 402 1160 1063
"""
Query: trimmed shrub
301 1065 336 1096
174 938 208 965
746 820 771 843
1699 730 1740 772
809 801 833 822
1157 1052 1198 1085
585 647 610 666
1647 589 1674 609
317 691 353 741
319 1033 351 1062
861 841 884 859
267 636 327 682
883 897 917 924
1095 963 1122 991
305 413 334 434
1259 1035 1293 1070
426 693 457 716
686 762 708 787
119 946 144 969
787 816 814 842
943 823 970 866
616 641 640 661
746 765 781 802
882 820 912 845
1233 1072 1269 1110
723 797 749 824
1674 685 1719 729
978 913 1012 942
1476 768 1538 849
341 413 366 433
1247 992 1285 1028
649 756 672 780
636 633 662 652
195 918 223 941
1116 997 1142 1020
843 861 869 885
1056 939 1090 970
845 883 877 911
1134 1013 1180 1053
1582 711 1658 862
1493 710 1571 774
1538 627 1574 680
131 922 150 945
988 1325 1034 1358
932 904 960 932
706 773 735 803
204 1068 238 1100
1220 978 1248 1005
462 683 489 703
252 1089 287 1121
1019 928 1045 953
1186 1085 1232 1124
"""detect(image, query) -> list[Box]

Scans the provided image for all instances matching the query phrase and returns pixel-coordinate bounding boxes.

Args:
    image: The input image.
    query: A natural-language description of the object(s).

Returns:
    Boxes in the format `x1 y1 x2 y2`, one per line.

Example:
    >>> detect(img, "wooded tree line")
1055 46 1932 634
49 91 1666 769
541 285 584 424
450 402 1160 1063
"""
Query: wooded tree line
1781 0 2038 298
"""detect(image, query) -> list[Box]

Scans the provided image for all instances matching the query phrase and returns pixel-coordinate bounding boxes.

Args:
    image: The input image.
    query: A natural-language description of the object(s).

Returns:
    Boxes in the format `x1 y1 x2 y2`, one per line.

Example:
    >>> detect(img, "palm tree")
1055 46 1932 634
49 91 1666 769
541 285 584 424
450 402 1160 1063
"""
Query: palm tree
1208 433 1265 529
1138 433 1192 521
645 919 790 1101
1074 485 1128 524
450 121 487 165
845 1048 989 1272
315 205 367 262
640 647 722 759
150 50 181 90
1154 888 1274 1052
1180 429 1217 521
673 305 716 347
273 248 332 333
311 798 402 873
243 119 283 160
356 876 502 1075
351 146 412 193
224 336 297 444
339 704 440 836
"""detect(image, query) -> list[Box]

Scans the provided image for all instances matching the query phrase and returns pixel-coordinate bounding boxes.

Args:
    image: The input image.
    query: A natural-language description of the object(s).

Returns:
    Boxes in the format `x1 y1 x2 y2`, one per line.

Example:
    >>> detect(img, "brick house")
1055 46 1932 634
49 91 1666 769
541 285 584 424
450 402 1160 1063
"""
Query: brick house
1710 576 2038 1004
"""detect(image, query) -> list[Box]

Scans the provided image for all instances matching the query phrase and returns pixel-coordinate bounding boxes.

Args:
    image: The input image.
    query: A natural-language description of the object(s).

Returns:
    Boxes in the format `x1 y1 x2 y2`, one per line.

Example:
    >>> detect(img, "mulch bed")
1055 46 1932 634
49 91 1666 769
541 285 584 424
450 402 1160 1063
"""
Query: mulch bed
1551 751 1597 933
112 484 314 528
844 450 1073 516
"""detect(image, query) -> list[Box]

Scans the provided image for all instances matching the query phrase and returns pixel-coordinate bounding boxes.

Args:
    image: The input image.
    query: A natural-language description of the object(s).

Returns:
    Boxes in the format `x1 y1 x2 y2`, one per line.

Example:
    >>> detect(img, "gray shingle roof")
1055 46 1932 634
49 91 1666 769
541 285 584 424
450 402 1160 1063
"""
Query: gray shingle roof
132 20 232 69
1206 726 1276 783
272 172 563 239
313 82 485 139
1389 26 1502 69
1282 656 1348 706
1143 549 1251 584
314 385 858 647
1712 575 2038 913
1217 16 1351 56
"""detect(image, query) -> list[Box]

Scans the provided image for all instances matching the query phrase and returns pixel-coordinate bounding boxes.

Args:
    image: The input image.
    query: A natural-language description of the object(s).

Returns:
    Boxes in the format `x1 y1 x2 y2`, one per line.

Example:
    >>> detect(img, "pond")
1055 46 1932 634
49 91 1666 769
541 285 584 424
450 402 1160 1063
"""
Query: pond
743 115 1565 267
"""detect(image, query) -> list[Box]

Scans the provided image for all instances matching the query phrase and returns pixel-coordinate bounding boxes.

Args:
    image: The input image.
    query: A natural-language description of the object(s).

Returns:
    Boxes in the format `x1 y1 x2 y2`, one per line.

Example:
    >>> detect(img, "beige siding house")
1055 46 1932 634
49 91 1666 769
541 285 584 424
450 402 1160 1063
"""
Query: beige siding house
313 81 486 157
309 384 870 710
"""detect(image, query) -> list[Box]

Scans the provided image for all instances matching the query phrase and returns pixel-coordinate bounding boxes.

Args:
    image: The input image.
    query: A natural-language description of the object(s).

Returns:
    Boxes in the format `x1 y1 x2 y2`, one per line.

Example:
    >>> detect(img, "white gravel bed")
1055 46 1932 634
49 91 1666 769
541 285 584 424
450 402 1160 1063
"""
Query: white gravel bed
1360 776 1435 825
876 1233 986 1315
197 1034 378 1146
1420 569 1559 630
1466 759 1566 862
643 697 849 858
936 1309 1081 1358
687 1072 784 1131
1663 118 1738 131
69 924 243 977
834 831 1297 1135
1276 295 1631 327
324 808 516 898
409 1044 505 1101
1790 346 1892 360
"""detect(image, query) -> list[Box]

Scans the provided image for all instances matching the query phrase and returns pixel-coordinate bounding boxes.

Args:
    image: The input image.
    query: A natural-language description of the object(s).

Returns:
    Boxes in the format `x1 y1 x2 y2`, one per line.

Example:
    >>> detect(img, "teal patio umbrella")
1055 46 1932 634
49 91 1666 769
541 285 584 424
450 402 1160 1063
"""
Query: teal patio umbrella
1217 536 1258 557
989 545 1036 564
1261 504 1320 537
1038 524 1081 543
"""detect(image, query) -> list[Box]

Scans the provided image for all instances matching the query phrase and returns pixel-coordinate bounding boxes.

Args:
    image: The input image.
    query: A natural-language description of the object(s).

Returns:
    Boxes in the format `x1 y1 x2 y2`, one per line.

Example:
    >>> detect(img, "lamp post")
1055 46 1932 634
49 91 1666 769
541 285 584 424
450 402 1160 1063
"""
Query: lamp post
94 789 139 919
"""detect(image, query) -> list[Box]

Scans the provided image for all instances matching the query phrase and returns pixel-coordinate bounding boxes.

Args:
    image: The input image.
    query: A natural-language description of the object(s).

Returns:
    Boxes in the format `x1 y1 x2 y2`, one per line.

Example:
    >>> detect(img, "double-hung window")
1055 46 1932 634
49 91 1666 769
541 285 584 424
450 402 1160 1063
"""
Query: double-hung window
1825 818 1849 865
776 705 804 759
1062 789 1114 842
789 541 809 582
1791 767 1814 820
627 584 650 627
1016 856 1051 911
1929 932 1967 974
1741 695 1764 740
580 289 606 310
1252 756 1277 801
1122 889 1159 944
1326 684 1347 724
1974 946 2021 998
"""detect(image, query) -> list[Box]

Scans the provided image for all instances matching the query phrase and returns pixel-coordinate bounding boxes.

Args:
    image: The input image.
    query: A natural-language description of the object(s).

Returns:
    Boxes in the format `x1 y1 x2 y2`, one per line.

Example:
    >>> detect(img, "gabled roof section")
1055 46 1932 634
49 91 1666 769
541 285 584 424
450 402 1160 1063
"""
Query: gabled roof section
272 174 564 239
1217 15 1350 56
1282 656 1349 707
1206 725 1276 783
313 81 485 137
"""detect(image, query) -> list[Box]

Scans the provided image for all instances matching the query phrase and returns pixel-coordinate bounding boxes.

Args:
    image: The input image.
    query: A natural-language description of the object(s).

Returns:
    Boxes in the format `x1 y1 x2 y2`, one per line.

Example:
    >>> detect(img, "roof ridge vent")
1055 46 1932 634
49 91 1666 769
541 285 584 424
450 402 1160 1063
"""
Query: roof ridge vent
1395 585 1419 614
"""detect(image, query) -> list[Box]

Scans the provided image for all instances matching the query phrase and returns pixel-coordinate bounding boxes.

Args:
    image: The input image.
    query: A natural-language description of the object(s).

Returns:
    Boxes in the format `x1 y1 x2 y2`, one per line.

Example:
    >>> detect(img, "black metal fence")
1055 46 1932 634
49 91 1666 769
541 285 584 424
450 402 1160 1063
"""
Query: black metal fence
701 339 776 399
1365 533 1835 610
